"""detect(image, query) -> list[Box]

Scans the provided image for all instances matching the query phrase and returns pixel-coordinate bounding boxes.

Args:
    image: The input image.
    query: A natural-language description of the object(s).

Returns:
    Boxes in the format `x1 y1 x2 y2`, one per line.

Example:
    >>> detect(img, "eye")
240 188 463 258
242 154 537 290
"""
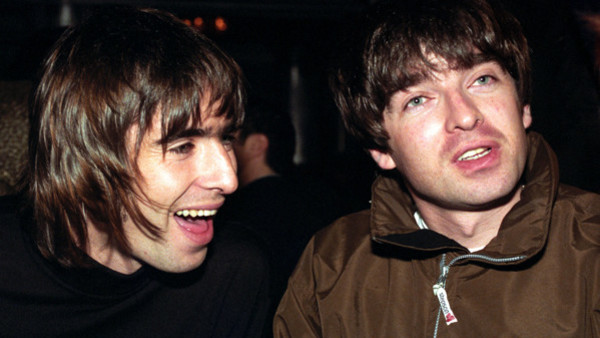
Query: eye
474 75 493 85
405 96 426 109
221 134 237 150
169 142 194 155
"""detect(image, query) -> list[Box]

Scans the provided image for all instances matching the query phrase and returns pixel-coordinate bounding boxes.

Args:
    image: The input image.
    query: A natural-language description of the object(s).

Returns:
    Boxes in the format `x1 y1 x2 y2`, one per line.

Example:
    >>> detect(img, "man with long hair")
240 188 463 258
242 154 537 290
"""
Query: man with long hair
0 7 268 337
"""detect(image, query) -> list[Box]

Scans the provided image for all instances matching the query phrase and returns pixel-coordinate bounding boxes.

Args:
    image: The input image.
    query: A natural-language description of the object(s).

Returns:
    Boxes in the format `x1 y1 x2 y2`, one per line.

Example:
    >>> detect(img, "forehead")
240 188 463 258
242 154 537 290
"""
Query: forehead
154 108 234 141
127 101 234 151
402 52 507 86
160 95 232 131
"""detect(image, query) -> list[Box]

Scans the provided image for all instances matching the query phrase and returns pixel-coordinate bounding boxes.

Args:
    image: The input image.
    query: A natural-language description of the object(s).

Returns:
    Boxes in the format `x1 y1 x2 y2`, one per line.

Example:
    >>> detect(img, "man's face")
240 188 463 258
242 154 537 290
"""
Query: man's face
122 107 238 273
370 58 531 211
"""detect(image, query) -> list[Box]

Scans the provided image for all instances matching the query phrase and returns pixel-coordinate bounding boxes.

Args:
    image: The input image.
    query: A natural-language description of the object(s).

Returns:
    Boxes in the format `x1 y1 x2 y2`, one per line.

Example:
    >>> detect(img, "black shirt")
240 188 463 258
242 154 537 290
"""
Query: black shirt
0 196 270 337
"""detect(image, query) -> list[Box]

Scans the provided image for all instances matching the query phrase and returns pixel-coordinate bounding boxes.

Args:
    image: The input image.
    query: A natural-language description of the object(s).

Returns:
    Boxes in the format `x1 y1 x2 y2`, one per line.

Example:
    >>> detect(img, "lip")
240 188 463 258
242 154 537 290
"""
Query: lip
173 202 223 246
452 141 500 173
175 217 214 246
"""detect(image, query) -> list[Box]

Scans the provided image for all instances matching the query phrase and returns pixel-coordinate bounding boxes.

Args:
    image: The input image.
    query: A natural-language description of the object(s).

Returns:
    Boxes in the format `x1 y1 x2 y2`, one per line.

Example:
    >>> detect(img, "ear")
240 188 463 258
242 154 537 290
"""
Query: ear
522 104 532 129
369 149 397 170
245 133 269 157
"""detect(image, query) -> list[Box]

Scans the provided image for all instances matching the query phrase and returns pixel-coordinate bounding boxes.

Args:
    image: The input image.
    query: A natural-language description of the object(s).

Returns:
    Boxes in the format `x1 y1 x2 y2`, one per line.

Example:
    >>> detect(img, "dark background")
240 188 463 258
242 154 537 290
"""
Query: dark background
1 0 599 210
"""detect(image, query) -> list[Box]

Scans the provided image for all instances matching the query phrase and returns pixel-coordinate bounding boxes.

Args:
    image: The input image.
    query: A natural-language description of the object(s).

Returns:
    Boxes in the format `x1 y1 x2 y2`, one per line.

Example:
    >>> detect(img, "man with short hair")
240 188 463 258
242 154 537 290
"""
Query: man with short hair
274 0 600 336
0 7 268 337
232 101 297 188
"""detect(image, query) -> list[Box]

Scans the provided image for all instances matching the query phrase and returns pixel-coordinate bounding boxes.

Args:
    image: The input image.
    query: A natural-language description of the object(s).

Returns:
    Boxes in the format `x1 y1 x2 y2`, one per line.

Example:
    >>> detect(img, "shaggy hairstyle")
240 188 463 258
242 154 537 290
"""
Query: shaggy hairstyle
28 7 245 267
331 0 531 152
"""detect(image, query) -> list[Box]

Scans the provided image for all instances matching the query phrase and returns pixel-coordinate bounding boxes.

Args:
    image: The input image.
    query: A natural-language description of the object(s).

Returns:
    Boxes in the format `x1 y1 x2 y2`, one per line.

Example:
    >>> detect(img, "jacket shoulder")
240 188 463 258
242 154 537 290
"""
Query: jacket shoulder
274 209 374 335
554 184 600 247
311 209 372 260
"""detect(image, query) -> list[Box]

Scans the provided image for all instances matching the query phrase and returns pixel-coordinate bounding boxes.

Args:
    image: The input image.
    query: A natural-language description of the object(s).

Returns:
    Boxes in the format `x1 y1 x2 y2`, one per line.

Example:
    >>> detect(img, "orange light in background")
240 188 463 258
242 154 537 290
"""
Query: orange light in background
193 17 204 28
214 16 228 32
182 18 192 26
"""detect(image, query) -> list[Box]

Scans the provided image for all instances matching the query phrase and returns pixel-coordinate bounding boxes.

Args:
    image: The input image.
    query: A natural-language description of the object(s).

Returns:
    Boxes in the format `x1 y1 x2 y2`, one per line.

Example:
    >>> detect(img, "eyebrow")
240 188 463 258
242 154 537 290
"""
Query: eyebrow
155 120 239 146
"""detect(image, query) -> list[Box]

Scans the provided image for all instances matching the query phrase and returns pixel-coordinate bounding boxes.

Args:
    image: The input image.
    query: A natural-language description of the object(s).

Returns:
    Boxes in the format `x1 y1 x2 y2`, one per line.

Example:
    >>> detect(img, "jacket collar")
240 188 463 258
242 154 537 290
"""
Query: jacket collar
370 132 559 260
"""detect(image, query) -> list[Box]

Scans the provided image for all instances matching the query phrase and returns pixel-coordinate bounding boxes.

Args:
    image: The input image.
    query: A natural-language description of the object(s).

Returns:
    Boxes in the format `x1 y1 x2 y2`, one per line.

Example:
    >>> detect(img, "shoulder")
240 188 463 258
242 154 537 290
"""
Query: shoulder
280 209 372 295
311 210 371 253
553 185 600 304
553 184 600 247
556 184 600 206
294 209 373 280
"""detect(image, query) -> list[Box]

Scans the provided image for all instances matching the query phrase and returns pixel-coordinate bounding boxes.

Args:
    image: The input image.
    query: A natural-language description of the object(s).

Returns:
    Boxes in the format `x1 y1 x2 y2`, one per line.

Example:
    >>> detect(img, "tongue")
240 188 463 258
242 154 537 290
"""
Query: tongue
176 215 209 226
178 217 209 234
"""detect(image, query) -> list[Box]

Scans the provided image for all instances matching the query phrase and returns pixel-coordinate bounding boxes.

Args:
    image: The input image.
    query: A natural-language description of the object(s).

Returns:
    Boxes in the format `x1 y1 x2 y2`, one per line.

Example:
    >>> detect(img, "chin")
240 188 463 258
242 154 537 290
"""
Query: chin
151 248 208 273
464 184 521 210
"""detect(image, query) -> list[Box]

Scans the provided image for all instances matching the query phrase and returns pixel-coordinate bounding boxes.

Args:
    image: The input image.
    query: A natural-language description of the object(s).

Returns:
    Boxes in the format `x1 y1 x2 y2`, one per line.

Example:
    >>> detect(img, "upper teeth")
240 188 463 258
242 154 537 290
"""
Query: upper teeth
176 209 218 218
458 147 491 161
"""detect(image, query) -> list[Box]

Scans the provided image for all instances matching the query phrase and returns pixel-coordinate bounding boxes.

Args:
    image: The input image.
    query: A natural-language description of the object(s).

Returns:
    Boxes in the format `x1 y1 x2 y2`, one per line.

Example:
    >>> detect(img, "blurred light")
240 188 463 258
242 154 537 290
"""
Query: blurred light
214 16 228 32
193 17 204 28
182 18 192 26
58 0 73 27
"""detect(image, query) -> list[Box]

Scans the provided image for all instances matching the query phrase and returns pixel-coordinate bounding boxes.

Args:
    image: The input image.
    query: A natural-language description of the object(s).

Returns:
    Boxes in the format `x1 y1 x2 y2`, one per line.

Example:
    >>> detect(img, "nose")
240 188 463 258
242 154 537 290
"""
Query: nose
195 140 238 195
444 90 483 132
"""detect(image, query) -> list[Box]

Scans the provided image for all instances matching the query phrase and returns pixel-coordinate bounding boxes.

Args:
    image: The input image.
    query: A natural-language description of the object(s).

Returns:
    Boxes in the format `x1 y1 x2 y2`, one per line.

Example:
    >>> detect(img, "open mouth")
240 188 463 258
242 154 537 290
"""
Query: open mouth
457 147 491 161
174 209 216 245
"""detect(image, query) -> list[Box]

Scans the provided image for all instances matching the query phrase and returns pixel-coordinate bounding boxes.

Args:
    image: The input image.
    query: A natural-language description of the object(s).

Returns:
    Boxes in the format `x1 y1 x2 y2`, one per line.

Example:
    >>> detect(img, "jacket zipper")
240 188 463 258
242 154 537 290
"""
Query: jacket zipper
432 252 527 338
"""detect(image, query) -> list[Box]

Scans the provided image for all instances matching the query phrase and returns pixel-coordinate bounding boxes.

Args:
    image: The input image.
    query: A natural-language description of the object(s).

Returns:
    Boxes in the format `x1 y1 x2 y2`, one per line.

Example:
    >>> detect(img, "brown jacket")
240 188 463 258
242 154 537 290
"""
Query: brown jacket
274 133 600 337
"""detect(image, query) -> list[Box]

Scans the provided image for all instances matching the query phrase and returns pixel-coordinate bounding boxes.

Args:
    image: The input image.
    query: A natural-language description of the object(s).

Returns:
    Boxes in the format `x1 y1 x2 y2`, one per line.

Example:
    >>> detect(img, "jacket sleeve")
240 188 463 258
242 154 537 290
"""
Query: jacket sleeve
592 259 600 337
273 237 321 337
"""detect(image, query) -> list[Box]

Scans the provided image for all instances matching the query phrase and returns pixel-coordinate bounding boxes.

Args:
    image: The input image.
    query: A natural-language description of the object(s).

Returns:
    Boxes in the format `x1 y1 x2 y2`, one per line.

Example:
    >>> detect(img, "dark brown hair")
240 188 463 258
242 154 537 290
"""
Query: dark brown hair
331 0 531 151
28 7 245 267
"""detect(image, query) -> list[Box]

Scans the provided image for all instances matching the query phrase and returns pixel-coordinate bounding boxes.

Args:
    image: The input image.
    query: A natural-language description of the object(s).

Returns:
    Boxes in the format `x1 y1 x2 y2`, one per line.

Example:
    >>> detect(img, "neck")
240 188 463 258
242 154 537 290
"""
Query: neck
238 160 277 187
86 219 142 274
413 185 524 250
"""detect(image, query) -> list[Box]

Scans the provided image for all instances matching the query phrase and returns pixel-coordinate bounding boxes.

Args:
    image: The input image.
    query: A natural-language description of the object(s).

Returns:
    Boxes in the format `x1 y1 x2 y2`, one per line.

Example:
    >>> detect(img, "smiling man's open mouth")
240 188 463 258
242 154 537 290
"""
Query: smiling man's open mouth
173 209 216 245
458 147 492 161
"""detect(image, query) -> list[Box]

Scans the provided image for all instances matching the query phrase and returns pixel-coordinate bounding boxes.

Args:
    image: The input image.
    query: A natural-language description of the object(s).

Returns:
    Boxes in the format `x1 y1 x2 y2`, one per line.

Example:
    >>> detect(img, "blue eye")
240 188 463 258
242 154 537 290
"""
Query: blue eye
406 96 426 108
475 75 492 85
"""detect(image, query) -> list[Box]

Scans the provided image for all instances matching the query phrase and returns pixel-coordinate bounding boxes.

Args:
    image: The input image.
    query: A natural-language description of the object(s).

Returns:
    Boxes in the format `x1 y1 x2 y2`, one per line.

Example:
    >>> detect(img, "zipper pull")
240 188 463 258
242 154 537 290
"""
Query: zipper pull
433 264 458 325
433 283 458 325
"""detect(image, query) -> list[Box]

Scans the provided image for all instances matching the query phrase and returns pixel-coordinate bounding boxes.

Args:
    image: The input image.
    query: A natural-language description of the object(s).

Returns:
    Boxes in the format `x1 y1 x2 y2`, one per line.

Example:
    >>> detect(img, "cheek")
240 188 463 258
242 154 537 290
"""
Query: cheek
401 117 442 153
139 163 185 198
487 96 524 127
385 119 432 165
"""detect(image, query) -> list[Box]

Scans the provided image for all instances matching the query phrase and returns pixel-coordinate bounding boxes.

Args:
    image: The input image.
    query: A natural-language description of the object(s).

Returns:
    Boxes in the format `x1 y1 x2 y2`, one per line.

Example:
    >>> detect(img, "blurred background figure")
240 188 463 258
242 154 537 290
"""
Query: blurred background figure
0 81 31 195
585 13 600 77
216 98 347 327
234 99 297 189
